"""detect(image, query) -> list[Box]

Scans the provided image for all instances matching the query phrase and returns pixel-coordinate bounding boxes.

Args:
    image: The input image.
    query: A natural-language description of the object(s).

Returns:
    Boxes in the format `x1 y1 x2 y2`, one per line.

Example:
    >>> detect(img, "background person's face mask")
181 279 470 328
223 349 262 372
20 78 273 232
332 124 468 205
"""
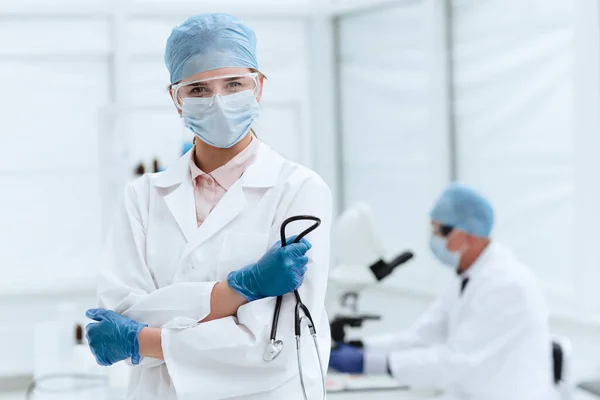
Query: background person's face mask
182 91 260 148
429 235 461 268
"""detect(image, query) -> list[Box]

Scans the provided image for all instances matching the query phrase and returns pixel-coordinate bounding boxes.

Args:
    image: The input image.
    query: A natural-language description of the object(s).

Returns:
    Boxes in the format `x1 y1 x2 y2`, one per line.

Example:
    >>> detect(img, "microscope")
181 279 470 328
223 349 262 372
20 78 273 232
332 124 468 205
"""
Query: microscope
329 203 414 347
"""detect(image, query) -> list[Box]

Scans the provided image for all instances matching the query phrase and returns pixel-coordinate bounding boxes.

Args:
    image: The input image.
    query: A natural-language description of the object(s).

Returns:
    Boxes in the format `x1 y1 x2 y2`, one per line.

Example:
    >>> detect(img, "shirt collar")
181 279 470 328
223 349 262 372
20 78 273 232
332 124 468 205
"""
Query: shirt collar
189 137 259 190
152 140 282 189
458 241 495 279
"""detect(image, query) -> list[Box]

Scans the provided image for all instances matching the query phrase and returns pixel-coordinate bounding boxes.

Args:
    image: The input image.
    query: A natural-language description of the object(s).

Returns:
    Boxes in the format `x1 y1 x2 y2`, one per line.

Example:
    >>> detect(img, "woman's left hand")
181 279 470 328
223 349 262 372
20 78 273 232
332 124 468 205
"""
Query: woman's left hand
85 308 148 366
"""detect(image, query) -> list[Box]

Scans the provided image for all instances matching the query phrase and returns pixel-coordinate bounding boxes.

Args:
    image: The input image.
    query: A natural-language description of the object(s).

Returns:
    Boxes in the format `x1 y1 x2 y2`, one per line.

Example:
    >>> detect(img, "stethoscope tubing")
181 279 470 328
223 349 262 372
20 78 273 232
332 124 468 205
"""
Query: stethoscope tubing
269 215 321 342
268 215 325 400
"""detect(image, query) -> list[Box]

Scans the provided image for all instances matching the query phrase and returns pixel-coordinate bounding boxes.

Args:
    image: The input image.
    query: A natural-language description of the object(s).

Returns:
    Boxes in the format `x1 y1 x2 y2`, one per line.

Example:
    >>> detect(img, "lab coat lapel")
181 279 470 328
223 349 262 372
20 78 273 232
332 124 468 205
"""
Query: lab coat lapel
179 141 283 260
163 178 197 243
180 180 246 260
152 150 197 243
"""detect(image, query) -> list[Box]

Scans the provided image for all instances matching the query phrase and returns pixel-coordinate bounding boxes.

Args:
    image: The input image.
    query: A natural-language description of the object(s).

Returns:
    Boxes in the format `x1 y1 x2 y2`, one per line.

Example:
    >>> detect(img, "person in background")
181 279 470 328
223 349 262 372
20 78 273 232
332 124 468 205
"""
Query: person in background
329 183 553 400
84 13 332 399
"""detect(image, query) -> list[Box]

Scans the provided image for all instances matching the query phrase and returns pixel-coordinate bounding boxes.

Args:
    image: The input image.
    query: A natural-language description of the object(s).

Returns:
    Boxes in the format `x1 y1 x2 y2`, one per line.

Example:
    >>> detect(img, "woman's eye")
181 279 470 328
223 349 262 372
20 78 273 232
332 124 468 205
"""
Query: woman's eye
190 87 208 94
227 81 242 89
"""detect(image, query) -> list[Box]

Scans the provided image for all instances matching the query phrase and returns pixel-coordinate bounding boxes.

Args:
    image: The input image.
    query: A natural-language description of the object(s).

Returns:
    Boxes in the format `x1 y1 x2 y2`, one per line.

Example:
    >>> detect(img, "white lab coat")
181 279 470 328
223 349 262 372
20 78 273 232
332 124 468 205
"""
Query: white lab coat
97 141 332 400
364 243 553 400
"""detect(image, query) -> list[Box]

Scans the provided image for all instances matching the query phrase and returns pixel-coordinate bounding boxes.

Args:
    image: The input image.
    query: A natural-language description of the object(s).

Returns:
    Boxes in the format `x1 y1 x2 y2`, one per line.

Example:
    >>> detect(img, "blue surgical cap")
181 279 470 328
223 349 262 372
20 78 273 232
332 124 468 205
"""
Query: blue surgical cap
430 183 494 237
165 13 259 84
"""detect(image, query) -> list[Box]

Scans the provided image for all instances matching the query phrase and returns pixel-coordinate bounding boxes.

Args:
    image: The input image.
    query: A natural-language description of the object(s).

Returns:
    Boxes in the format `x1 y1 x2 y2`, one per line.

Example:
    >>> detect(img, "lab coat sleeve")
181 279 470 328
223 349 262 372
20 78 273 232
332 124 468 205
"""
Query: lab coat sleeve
160 175 332 400
364 293 448 367
364 295 448 374
385 284 531 390
97 181 216 367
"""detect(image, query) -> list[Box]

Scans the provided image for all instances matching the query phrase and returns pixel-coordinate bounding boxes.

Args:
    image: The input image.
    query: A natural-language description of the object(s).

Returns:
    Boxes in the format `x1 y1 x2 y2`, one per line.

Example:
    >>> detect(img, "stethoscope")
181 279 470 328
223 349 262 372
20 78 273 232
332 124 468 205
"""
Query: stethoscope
263 215 326 400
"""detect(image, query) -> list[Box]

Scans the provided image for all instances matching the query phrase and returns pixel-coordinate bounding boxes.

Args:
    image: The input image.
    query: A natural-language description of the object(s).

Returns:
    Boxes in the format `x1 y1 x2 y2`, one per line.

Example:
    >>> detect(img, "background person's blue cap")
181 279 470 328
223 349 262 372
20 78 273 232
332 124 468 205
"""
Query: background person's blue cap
165 13 259 84
429 183 495 237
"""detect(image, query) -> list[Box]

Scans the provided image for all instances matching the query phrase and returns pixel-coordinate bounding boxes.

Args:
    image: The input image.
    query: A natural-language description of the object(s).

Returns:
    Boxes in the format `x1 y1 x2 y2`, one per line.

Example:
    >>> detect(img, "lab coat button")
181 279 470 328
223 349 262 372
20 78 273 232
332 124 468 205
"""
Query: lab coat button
185 262 194 273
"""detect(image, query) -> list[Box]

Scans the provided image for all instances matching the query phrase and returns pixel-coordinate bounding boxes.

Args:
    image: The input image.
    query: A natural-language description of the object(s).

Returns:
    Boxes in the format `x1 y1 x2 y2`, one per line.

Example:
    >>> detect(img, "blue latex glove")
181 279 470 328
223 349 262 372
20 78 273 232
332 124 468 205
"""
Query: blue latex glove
329 343 365 374
227 236 312 301
85 308 148 366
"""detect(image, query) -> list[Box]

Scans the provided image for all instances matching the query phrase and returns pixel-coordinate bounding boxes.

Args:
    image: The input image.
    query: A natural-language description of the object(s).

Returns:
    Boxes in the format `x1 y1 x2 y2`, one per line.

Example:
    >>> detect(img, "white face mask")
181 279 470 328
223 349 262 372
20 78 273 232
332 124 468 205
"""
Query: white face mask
429 235 461 268
181 90 260 148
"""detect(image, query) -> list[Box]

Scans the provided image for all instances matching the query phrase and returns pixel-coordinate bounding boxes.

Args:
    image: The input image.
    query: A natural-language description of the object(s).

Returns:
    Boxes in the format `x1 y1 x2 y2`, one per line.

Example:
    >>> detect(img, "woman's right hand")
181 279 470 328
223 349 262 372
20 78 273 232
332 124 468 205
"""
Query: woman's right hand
226 236 312 301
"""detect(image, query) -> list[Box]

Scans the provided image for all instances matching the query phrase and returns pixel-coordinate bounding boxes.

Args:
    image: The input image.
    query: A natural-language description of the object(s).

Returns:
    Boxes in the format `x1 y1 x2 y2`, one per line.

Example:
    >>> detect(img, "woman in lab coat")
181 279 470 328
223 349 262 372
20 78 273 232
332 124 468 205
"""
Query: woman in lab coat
85 14 332 400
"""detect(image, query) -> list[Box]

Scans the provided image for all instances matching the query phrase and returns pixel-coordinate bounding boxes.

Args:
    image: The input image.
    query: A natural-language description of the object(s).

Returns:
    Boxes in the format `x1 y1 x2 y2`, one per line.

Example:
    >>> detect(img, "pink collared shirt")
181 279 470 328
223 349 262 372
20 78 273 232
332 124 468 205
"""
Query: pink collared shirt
189 139 259 226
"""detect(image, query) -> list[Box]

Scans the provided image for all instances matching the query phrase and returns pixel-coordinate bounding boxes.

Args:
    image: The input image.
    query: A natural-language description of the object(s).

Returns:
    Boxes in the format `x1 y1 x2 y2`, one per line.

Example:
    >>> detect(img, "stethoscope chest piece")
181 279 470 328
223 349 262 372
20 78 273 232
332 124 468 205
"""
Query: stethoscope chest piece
263 339 284 361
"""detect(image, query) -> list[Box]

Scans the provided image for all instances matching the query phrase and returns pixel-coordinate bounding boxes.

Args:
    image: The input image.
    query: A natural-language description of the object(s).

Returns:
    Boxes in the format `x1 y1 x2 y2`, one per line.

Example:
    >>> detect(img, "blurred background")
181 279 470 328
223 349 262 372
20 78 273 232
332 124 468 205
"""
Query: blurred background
1 0 600 398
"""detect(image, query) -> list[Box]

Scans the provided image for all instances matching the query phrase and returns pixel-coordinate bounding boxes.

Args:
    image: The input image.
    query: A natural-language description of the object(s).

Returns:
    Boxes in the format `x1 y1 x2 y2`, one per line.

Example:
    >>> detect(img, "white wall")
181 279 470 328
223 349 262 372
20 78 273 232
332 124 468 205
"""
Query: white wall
337 0 452 294
452 0 600 325
0 16 110 293
454 0 576 303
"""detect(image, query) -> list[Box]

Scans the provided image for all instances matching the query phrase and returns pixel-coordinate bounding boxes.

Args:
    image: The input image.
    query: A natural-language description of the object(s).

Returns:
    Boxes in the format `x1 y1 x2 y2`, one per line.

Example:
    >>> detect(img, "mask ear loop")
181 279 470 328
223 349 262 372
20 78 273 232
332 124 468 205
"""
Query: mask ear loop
251 73 262 140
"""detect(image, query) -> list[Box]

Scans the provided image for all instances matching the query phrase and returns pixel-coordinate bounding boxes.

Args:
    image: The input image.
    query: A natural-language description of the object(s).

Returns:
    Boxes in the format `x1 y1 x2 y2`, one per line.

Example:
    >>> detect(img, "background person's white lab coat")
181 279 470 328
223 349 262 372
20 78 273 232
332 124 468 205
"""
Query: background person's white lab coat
364 243 553 400
97 141 332 400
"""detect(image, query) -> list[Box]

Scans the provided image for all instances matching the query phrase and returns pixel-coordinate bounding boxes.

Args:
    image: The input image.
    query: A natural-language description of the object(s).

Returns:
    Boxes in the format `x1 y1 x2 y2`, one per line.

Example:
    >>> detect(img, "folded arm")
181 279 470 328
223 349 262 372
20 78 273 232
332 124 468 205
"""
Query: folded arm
96 182 249 367
136 281 246 360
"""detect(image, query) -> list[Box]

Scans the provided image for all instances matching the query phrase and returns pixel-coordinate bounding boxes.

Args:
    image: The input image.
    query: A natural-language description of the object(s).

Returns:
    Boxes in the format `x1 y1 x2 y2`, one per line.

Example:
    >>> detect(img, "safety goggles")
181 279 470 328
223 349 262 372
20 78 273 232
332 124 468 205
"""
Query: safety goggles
171 72 260 110
434 225 454 237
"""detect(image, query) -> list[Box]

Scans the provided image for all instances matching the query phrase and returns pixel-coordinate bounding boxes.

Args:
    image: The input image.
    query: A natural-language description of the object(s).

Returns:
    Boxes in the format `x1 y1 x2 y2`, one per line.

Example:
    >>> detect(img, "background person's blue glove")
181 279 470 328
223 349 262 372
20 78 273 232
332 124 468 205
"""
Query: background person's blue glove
85 308 148 366
227 236 312 301
329 343 365 374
